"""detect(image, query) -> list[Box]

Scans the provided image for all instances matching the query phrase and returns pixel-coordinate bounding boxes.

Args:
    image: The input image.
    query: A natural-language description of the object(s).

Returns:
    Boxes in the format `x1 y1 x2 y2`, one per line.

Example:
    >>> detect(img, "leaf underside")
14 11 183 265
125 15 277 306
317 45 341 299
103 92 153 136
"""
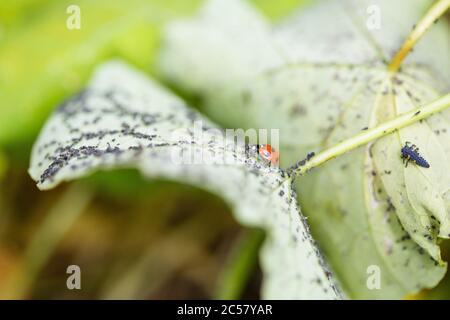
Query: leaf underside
158 0 450 298
29 61 343 299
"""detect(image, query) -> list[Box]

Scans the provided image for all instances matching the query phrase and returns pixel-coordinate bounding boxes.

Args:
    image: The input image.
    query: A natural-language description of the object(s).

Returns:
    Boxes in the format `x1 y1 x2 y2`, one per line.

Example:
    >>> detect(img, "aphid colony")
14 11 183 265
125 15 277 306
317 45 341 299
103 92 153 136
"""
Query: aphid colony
400 142 430 168
246 142 430 170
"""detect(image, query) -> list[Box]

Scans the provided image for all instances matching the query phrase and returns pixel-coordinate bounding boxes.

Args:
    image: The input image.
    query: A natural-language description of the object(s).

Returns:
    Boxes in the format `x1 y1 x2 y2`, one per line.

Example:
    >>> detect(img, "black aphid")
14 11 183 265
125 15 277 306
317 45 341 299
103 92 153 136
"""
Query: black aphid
401 142 430 168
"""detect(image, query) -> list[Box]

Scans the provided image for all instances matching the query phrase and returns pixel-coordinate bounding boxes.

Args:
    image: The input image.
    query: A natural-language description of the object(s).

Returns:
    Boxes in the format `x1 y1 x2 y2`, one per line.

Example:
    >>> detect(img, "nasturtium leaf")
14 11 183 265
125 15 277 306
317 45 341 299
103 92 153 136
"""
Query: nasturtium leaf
158 0 450 298
29 61 343 299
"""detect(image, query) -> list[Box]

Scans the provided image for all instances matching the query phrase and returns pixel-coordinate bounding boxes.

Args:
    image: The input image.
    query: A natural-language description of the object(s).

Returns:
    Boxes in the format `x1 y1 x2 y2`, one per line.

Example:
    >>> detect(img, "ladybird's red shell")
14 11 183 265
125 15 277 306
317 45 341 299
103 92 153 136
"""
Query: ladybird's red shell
259 144 273 159
258 144 279 165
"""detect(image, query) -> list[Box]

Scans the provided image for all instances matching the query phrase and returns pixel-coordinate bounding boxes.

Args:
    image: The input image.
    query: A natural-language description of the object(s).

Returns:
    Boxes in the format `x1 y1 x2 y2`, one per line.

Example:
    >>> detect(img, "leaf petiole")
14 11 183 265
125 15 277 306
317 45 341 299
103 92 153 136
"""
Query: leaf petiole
290 93 450 176
388 0 450 72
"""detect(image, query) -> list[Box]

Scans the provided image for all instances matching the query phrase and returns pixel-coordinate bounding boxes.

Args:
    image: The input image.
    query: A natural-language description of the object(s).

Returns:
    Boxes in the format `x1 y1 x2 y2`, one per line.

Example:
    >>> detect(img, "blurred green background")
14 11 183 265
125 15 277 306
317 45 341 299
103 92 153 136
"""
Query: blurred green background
0 0 306 299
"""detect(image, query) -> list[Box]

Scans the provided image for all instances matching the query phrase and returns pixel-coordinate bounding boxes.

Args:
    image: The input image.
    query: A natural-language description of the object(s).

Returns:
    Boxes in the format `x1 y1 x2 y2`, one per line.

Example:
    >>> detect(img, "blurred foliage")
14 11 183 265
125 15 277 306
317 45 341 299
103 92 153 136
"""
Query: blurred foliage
252 0 314 20
0 166 258 298
0 150 7 180
0 0 204 158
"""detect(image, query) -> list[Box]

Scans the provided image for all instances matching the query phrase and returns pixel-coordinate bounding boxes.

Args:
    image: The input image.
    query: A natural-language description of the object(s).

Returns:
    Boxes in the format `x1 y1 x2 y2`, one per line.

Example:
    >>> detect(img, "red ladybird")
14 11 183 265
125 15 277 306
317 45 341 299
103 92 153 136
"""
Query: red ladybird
257 144 279 166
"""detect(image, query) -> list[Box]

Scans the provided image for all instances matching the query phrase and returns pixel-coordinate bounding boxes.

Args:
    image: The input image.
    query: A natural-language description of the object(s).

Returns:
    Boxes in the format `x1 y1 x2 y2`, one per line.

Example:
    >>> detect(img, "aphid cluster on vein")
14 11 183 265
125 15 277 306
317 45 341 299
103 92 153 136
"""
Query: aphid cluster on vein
400 141 430 168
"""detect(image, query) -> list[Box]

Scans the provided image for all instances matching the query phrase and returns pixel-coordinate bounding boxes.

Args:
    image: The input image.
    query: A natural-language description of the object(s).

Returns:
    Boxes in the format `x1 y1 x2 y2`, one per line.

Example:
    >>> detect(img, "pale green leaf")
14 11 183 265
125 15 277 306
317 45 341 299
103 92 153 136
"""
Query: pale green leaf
158 0 450 298
28 61 343 299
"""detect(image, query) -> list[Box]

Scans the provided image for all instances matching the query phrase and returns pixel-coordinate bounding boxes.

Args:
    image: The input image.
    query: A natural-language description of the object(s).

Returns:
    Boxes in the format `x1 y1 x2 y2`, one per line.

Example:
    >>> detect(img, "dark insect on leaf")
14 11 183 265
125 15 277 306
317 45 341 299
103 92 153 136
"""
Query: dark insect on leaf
401 142 430 168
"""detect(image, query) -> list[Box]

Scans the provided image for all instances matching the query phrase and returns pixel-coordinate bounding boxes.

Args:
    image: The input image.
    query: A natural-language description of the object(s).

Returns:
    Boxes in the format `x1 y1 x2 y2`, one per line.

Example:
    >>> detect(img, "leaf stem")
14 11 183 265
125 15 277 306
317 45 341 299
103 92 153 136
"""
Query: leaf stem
388 0 450 72
290 93 450 176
